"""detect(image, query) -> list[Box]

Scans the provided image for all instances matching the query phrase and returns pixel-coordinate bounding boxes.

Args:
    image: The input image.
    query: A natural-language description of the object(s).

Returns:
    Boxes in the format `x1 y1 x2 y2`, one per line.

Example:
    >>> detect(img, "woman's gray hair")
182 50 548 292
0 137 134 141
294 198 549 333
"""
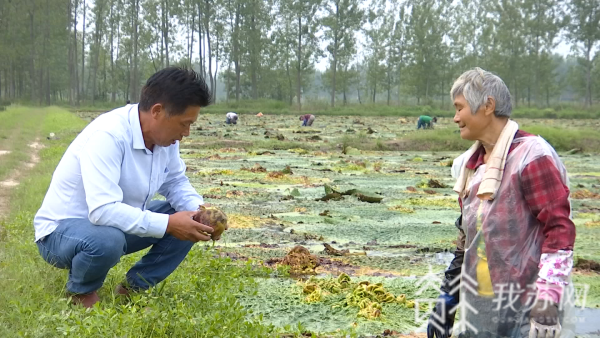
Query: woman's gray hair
450 67 512 117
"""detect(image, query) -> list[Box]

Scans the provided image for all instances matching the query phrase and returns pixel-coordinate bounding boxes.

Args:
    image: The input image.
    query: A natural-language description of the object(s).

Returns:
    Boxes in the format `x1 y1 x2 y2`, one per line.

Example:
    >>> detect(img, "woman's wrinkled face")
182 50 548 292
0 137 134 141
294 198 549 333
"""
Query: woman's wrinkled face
453 94 490 141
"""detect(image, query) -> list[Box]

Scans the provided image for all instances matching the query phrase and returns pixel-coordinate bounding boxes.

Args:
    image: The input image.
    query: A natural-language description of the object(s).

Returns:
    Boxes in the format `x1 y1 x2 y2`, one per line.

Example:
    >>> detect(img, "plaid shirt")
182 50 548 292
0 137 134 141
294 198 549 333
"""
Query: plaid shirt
460 130 576 253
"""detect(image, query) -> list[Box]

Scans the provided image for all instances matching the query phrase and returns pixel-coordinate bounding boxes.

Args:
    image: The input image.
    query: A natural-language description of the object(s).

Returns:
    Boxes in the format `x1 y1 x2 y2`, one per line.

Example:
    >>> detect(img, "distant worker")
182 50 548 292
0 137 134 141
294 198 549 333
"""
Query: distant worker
225 112 238 125
300 114 315 126
417 115 437 129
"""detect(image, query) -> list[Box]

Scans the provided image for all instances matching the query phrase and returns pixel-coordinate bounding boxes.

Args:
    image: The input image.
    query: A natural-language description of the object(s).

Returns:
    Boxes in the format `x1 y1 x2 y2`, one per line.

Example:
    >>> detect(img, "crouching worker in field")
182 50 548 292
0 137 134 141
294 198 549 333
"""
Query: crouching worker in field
300 114 315 126
427 67 576 338
225 111 238 124
33 67 228 308
416 115 437 129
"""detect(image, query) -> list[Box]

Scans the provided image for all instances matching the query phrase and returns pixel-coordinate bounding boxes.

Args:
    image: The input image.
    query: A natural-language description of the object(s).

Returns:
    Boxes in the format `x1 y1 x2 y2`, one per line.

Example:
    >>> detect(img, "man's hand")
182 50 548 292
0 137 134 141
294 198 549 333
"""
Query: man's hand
166 211 214 242
529 299 561 338
427 293 458 338
193 205 228 241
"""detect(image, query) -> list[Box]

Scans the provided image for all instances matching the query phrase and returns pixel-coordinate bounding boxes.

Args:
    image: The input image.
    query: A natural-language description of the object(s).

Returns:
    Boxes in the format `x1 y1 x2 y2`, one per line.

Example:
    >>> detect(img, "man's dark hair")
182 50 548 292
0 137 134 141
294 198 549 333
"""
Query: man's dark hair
139 67 212 115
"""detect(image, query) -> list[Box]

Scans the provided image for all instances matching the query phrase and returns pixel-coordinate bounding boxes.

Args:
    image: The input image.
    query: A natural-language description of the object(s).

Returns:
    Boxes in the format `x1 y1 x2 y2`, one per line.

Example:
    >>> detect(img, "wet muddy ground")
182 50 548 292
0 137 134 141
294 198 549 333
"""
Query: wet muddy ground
80 112 600 335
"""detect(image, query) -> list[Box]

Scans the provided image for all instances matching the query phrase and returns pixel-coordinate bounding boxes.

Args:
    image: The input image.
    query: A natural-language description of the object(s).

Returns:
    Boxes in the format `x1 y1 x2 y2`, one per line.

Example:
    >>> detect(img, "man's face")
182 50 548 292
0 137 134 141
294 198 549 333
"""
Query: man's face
151 104 200 147
453 94 491 141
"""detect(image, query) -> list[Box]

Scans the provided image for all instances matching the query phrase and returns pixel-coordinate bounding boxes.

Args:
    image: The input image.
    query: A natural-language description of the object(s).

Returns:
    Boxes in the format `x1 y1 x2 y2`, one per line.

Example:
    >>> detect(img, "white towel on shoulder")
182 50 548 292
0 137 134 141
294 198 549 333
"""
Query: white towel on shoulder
453 120 519 201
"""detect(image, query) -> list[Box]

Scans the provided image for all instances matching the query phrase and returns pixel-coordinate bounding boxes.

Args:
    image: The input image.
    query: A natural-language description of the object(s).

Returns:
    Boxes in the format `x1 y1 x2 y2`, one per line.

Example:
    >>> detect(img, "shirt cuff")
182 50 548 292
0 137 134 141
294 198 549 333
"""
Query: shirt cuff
536 280 564 303
147 212 169 238
537 250 573 286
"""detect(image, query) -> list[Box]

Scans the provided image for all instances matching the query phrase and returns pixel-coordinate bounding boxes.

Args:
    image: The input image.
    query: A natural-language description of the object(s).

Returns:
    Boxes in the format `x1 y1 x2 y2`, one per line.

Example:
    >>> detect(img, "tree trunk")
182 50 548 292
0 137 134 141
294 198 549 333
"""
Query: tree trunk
331 2 339 108
43 0 52 104
102 45 107 101
197 2 204 77
214 33 219 101
18 67 24 97
110 0 116 102
342 65 347 105
513 79 519 108
234 2 241 100
162 0 170 67
386 66 391 105
130 0 139 102
29 7 36 102
12 67 16 98
296 15 302 111
126 54 131 101
67 0 74 104
425 76 429 102
39 2 47 105
250 13 258 99
585 44 592 107
92 1 102 104
81 0 86 100
226 61 231 103
46 68 50 105
204 0 214 94
372 83 376 103
331 33 337 108
190 13 194 66
286 59 293 105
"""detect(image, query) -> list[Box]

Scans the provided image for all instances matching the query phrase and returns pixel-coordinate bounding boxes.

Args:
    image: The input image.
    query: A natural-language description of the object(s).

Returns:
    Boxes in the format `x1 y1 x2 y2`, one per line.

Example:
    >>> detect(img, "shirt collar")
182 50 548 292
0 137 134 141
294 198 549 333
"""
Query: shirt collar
465 130 530 170
466 146 486 170
128 104 146 151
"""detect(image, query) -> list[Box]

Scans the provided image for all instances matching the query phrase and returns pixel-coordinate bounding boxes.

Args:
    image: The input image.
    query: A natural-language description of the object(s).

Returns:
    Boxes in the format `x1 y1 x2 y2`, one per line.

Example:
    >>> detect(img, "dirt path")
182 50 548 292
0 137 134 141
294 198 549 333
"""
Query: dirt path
0 138 44 220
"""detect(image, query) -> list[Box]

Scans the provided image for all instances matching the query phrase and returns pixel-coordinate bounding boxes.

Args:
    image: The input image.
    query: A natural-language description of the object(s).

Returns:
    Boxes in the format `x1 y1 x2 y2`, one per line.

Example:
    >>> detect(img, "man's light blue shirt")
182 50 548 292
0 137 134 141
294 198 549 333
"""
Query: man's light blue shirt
33 104 203 242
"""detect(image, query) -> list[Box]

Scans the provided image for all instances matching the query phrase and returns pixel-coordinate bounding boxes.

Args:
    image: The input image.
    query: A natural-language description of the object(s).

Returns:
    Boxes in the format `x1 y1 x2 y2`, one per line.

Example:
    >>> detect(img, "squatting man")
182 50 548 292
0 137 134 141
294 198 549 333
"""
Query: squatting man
33 67 228 308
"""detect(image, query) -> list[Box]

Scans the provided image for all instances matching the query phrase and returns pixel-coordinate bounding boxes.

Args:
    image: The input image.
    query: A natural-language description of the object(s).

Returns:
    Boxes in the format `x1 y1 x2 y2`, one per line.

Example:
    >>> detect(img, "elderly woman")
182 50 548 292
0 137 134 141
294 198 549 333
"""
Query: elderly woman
427 68 576 338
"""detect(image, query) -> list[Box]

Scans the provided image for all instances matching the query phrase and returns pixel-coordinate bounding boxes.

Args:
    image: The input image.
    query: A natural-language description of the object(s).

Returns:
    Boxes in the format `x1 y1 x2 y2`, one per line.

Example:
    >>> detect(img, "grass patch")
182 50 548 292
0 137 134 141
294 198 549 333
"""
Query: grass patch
253 140 316 151
521 125 600 152
571 275 600 308
0 107 280 337
0 106 47 180
397 125 600 153
62 98 600 119
395 129 472 152
403 197 458 209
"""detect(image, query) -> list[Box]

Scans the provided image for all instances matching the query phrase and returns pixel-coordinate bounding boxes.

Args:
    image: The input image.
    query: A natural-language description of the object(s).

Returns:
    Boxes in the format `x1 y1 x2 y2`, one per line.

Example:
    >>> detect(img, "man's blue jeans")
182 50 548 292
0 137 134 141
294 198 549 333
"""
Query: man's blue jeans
36 201 194 294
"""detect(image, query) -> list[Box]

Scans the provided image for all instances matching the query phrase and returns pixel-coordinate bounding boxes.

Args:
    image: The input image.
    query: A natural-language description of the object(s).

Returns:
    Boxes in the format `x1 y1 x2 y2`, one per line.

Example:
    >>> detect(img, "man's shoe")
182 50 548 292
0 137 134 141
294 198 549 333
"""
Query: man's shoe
68 291 99 308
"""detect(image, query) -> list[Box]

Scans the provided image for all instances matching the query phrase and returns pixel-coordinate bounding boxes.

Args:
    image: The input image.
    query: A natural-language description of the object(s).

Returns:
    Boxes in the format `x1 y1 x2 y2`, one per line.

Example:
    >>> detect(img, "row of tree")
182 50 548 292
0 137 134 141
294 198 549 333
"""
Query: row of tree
0 0 599 109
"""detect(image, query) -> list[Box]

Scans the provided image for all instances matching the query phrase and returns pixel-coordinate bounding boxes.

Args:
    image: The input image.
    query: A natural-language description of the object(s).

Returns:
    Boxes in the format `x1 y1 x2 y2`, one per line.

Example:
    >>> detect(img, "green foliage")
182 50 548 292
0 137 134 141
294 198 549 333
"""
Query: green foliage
1 0 600 111
0 107 277 337
400 129 473 151
521 125 600 152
